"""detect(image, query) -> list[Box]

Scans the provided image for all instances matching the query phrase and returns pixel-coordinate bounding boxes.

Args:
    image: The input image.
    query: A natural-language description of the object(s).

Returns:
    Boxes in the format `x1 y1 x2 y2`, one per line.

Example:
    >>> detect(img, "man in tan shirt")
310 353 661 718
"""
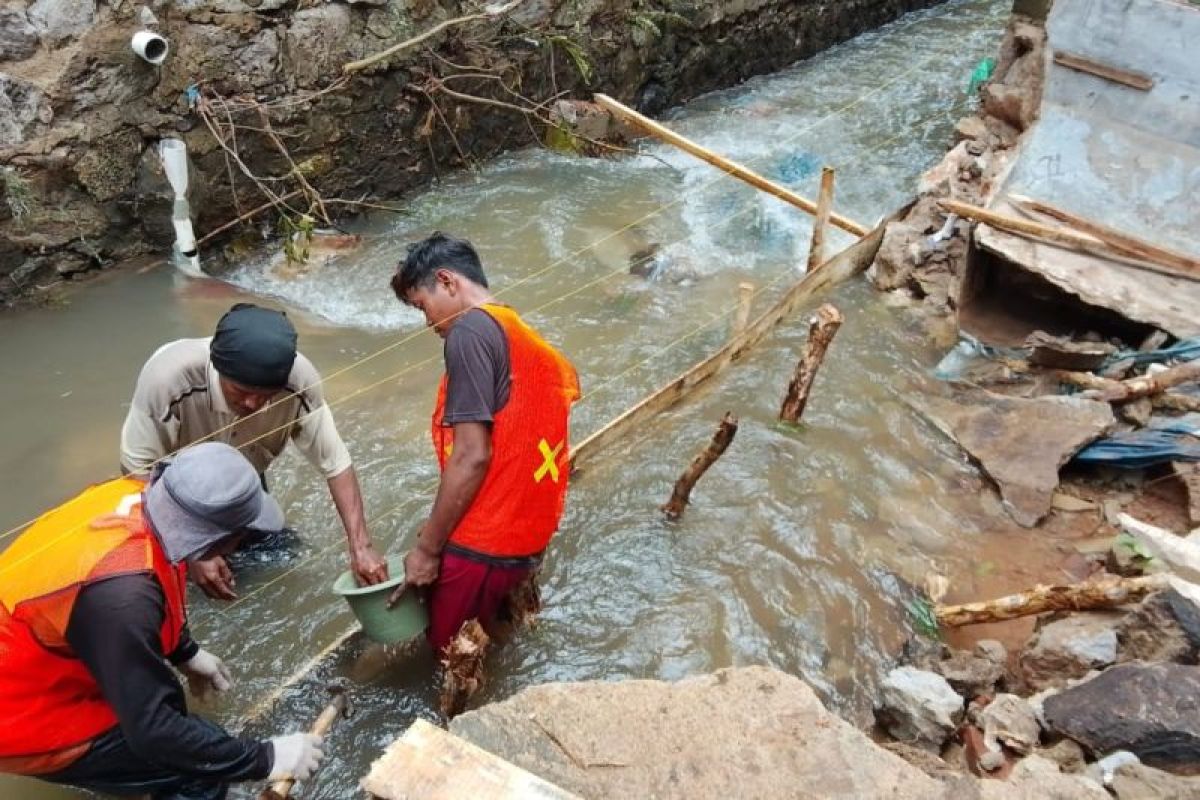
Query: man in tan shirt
120 303 388 598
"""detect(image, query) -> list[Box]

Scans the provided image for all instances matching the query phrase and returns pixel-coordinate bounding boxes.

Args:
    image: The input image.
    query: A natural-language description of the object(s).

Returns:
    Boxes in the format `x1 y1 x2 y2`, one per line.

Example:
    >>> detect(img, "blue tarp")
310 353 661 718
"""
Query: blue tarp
1073 414 1200 469
1103 336 1200 370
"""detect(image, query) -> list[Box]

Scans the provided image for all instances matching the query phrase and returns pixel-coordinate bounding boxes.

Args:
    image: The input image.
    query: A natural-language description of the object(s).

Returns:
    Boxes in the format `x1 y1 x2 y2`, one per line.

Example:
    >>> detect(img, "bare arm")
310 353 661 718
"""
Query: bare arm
327 466 388 585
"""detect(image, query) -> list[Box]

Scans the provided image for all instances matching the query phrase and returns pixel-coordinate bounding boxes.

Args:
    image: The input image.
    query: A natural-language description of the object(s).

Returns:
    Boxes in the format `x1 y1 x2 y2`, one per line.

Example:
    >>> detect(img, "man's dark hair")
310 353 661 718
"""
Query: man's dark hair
391 232 488 300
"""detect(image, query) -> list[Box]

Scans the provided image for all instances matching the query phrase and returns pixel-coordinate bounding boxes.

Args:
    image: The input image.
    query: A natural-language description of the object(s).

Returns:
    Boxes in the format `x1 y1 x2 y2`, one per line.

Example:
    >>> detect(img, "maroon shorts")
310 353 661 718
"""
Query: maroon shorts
427 550 535 654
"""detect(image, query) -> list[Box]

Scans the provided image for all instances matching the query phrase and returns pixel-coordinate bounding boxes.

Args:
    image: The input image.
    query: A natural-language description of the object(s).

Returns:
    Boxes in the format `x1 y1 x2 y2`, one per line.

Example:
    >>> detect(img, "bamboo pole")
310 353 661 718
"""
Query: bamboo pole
935 575 1166 627
1009 194 1200 279
570 214 890 469
806 167 836 273
258 686 350 800
662 412 739 519
779 304 843 423
941 199 1200 283
593 94 869 237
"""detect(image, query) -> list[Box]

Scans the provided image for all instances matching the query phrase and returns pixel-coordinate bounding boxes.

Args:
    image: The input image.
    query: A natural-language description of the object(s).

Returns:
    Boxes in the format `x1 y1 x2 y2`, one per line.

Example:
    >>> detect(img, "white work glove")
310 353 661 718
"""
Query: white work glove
269 732 325 782
181 648 233 700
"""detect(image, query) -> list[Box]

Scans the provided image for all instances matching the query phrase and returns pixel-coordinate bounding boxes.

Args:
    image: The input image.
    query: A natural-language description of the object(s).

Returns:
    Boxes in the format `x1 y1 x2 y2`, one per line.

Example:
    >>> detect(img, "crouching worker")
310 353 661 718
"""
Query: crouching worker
388 233 580 655
0 443 324 800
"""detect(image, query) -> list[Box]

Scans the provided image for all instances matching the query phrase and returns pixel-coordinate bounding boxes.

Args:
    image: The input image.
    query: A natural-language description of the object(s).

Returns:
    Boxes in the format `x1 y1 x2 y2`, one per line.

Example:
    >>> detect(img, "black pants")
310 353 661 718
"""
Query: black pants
42 723 228 799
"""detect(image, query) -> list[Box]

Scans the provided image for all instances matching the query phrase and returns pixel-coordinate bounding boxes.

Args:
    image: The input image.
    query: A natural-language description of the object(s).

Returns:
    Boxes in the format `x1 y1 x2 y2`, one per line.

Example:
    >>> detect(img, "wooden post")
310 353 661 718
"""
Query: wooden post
934 575 1166 628
662 412 739 520
732 282 754 340
593 94 869 237
779 304 844 423
258 686 349 800
806 167 836 273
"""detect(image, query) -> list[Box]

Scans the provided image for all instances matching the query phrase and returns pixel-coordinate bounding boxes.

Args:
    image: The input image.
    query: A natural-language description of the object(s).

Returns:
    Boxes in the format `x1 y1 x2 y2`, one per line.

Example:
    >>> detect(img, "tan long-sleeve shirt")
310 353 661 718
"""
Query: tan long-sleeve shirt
120 338 352 480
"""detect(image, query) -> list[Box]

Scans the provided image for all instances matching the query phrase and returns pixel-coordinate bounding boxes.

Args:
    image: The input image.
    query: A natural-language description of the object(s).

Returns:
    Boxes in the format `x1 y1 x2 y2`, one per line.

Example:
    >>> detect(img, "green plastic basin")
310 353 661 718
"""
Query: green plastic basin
332 555 427 644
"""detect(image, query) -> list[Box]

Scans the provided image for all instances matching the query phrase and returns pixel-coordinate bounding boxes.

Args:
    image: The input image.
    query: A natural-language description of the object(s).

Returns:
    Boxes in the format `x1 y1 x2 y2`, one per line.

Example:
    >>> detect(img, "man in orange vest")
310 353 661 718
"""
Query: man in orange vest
0 443 324 799
388 232 580 654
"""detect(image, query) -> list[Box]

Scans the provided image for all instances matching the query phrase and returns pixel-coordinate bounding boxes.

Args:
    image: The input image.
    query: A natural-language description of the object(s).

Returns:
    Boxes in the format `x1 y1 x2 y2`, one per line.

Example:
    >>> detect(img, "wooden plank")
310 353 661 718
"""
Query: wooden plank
1008 194 1200 279
593 94 870 237
942 198 1200 283
1053 50 1154 91
362 718 581 800
570 216 890 469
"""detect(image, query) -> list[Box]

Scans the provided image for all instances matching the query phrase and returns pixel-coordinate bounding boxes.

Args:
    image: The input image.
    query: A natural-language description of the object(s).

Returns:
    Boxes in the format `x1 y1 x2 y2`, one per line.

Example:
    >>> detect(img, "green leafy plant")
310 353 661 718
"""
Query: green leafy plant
2 167 34 219
547 35 593 85
908 597 941 640
279 213 315 266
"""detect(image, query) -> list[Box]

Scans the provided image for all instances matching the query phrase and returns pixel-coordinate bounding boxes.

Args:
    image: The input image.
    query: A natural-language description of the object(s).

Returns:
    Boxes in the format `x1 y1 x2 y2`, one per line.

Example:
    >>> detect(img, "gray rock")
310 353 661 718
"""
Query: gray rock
28 0 95 46
449 666 942 799
0 7 38 62
285 5 352 88
978 694 1040 755
877 666 964 752
1039 738 1088 773
919 391 1115 527
1112 763 1200 799
979 755 1109 799
0 73 47 149
936 640 1007 698
137 6 159 27
1117 589 1200 665
1043 662 1200 773
1022 612 1122 691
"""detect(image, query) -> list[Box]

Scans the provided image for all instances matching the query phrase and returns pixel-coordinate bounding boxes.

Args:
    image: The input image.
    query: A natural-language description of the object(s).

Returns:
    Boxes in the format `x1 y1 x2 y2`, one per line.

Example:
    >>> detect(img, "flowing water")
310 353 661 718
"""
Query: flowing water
0 2 1027 796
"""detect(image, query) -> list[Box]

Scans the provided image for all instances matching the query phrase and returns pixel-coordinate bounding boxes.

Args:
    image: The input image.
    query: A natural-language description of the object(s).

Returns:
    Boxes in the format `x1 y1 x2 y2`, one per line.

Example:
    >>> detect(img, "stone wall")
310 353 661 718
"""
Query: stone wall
0 0 941 303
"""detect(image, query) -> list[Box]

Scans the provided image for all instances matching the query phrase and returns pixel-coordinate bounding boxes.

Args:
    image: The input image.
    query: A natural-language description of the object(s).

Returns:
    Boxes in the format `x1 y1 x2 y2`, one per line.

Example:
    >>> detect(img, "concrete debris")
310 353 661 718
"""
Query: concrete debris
1038 738 1087 774
448 667 943 799
935 640 1007 699
919 390 1114 527
1043 662 1200 774
976 694 1041 756
1021 612 1122 691
1111 763 1200 800
876 666 964 752
1116 589 1200 665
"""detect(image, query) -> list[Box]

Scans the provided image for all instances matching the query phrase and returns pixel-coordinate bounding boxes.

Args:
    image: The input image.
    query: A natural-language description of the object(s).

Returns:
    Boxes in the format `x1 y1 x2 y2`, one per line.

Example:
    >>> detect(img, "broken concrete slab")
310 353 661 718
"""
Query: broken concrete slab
919 390 1115 527
448 667 943 799
1043 662 1200 774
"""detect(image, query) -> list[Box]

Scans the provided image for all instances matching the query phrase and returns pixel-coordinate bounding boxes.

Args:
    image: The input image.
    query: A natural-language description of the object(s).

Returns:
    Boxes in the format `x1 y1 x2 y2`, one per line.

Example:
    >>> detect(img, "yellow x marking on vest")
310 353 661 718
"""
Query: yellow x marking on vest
534 439 564 483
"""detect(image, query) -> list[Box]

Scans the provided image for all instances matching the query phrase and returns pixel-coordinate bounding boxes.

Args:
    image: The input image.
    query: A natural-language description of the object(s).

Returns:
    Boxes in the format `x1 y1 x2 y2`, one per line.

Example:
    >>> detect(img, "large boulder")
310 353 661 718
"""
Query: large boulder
1117 589 1200 665
876 666 964 752
1021 612 1121 691
449 666 942 799
978 755 1108 799
1043 662 1200 774
918 391 1114 527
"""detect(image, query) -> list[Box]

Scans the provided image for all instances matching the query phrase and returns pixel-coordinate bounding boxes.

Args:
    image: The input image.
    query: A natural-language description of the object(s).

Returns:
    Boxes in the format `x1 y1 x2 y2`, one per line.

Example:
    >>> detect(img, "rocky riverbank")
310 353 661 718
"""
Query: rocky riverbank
0 0 943 304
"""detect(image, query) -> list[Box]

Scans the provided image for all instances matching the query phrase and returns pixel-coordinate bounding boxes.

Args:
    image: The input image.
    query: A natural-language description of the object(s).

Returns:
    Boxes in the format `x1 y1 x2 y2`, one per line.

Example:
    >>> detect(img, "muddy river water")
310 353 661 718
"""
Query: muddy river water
0 2 1045 796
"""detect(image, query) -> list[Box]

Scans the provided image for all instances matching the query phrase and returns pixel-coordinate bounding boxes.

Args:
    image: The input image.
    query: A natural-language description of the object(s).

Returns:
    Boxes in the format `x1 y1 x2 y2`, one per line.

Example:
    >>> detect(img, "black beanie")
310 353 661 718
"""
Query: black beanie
210 303 298 389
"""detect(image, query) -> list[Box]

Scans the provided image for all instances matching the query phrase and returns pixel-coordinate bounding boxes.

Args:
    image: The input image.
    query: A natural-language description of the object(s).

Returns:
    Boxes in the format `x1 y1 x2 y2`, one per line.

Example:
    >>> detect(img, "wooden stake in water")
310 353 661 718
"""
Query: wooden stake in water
806 167 836 273
662 412 739 520
258 684 351 800
779 304 843 423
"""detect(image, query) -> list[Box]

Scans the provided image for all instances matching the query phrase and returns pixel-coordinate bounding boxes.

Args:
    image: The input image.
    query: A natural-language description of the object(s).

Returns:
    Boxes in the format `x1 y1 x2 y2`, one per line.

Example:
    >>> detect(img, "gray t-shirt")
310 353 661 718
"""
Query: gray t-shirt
441 308 511 425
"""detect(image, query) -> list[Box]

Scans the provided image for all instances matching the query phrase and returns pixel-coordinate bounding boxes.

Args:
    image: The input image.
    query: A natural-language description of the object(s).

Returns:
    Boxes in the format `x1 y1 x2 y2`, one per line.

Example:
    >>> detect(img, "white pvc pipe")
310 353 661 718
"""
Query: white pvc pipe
131 30 169 65
159 138 189 198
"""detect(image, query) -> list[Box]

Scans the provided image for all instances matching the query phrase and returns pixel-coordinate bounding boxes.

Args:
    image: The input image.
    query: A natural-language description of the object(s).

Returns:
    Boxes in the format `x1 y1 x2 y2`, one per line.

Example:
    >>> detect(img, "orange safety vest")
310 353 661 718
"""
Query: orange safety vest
0 477 188 776
432 304 580 558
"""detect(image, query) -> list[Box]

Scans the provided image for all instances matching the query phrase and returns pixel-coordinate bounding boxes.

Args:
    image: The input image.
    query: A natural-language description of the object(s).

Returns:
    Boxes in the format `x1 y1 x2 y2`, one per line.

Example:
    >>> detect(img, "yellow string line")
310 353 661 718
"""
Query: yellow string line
0 54 946 559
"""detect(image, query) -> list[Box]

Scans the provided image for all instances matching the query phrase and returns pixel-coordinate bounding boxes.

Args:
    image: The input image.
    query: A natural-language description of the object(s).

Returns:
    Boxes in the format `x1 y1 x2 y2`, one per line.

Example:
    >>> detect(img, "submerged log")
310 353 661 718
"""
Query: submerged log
935 575 1166 628
779 304 844 423
440 620 490 718
662 412 739 520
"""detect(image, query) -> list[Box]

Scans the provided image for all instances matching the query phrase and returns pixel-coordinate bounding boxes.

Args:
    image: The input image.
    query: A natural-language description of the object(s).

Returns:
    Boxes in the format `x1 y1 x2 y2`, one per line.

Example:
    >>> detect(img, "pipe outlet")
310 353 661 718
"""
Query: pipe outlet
131 30 169 65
